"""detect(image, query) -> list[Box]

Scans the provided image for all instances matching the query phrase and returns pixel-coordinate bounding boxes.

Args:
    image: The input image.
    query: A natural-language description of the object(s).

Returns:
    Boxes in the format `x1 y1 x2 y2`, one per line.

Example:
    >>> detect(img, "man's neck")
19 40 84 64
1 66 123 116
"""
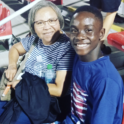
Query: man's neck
79 49 103 62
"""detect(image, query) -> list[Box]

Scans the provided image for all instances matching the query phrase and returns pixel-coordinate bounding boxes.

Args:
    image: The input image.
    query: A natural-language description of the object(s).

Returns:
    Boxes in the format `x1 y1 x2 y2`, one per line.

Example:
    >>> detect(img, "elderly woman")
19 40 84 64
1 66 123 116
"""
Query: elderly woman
0 0 75 123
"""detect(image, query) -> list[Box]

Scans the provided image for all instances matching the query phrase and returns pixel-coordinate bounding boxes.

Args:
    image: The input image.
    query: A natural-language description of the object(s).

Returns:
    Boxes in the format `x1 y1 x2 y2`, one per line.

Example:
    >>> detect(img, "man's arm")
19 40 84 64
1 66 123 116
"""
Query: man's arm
102 11 117 40
91 78 122 124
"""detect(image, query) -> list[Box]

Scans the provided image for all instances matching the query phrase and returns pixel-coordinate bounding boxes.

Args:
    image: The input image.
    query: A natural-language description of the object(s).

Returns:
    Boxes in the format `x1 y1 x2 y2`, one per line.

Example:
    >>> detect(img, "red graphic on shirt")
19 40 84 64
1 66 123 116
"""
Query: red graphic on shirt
71 82 88 123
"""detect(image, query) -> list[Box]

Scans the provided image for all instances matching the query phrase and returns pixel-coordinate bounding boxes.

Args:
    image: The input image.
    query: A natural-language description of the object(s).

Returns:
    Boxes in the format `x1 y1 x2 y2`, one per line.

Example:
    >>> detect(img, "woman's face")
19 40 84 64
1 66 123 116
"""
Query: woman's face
34 7 61 45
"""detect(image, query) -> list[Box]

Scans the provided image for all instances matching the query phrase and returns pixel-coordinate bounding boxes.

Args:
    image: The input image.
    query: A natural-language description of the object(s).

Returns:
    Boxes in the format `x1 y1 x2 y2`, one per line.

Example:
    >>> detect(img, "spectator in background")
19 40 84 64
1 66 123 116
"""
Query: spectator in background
90 0 121 54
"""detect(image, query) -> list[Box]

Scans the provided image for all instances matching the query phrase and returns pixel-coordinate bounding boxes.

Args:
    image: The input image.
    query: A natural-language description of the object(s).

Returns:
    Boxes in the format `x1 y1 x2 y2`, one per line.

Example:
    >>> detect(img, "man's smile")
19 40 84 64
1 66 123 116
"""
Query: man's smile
73 38 90 49
77 43 90 48
74 43 90 49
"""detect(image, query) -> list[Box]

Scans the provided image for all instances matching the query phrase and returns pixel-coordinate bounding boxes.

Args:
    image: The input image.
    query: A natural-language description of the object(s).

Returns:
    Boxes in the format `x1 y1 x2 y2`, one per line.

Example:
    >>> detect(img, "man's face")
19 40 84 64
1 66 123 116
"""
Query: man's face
70 12 104 57
34 7 60 45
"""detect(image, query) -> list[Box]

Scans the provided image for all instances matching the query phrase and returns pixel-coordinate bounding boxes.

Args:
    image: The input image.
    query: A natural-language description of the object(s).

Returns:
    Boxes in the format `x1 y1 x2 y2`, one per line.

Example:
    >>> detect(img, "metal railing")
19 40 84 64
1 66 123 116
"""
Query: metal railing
0 0 41 26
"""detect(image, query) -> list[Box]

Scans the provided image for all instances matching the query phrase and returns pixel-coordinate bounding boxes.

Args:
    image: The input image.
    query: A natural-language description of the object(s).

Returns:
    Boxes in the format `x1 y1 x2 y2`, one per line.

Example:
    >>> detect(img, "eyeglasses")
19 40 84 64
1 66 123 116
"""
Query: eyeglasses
34 18 58 28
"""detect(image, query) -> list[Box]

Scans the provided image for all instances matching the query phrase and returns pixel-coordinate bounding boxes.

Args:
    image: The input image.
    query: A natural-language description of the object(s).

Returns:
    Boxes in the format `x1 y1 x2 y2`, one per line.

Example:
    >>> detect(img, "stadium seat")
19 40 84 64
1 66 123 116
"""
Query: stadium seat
0 3 12 40
122 103 124 124
107 31 124 52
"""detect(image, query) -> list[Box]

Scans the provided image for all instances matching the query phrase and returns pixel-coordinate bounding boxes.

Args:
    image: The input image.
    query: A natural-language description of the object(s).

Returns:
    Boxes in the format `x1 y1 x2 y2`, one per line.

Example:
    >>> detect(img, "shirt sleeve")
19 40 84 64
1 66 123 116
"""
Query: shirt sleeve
56 45 75 71
21 35 36 52
91 78 123 124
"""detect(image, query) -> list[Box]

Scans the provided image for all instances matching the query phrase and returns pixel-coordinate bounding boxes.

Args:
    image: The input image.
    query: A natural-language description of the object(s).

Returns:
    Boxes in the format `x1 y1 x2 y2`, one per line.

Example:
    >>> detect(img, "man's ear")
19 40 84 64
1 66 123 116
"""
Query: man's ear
99 28 105 41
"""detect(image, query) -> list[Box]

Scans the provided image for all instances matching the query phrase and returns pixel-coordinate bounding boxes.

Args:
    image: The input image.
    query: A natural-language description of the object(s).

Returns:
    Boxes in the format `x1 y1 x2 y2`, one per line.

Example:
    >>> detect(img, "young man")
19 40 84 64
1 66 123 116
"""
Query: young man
90 0 121 54
69 6 123 124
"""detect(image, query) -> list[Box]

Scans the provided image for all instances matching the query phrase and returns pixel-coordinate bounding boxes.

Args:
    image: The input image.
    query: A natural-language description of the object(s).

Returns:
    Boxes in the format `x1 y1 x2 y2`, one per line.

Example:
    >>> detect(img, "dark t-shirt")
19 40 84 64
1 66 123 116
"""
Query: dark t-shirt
90 0 121 12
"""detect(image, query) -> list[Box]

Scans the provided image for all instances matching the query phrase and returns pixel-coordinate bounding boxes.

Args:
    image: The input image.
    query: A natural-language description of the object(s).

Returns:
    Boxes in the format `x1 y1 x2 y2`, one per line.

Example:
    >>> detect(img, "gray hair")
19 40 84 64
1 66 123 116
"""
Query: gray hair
28 0 64 35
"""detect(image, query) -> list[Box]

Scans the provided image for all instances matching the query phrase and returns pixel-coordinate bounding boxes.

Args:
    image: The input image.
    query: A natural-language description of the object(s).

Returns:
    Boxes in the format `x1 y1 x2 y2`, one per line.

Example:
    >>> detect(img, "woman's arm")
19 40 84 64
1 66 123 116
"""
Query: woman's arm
47 70 72 97
5 42 26 81
8 70 72 94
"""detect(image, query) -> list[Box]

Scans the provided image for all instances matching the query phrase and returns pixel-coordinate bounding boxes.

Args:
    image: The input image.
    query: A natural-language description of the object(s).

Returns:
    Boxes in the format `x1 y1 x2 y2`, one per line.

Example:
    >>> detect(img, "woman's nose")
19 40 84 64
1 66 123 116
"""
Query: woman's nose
43 21 51 29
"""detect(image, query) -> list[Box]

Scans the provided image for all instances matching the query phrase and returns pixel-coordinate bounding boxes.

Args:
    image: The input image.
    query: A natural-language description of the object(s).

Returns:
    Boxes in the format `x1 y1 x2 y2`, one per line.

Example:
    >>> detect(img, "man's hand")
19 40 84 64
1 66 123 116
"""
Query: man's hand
5 65 17 81
7 80 20 89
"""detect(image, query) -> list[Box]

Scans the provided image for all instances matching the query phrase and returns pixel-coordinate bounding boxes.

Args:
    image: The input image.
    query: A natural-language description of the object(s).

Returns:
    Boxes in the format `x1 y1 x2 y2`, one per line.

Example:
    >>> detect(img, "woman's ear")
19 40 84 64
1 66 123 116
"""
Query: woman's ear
99 28 105 41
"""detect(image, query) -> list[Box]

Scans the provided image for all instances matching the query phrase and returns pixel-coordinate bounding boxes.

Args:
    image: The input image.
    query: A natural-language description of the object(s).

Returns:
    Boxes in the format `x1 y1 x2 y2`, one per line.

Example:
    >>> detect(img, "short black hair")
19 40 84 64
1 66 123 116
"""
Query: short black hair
72 5 103 28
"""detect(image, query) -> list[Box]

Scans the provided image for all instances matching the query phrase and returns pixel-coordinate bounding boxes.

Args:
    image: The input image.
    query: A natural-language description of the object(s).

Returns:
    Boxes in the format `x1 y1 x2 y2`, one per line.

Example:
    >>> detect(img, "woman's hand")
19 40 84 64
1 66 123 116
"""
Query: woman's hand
7 80 20 89
5 42 27 81
5 65 17 81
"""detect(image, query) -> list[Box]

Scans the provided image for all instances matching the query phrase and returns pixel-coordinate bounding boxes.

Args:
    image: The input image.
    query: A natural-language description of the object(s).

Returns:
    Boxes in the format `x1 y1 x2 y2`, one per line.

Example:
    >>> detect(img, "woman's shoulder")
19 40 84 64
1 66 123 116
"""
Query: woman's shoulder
58 33 71 46
21 35 36 43
60 32 70 40
56 38 71 54
21 35 37 51
56 33 75 55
